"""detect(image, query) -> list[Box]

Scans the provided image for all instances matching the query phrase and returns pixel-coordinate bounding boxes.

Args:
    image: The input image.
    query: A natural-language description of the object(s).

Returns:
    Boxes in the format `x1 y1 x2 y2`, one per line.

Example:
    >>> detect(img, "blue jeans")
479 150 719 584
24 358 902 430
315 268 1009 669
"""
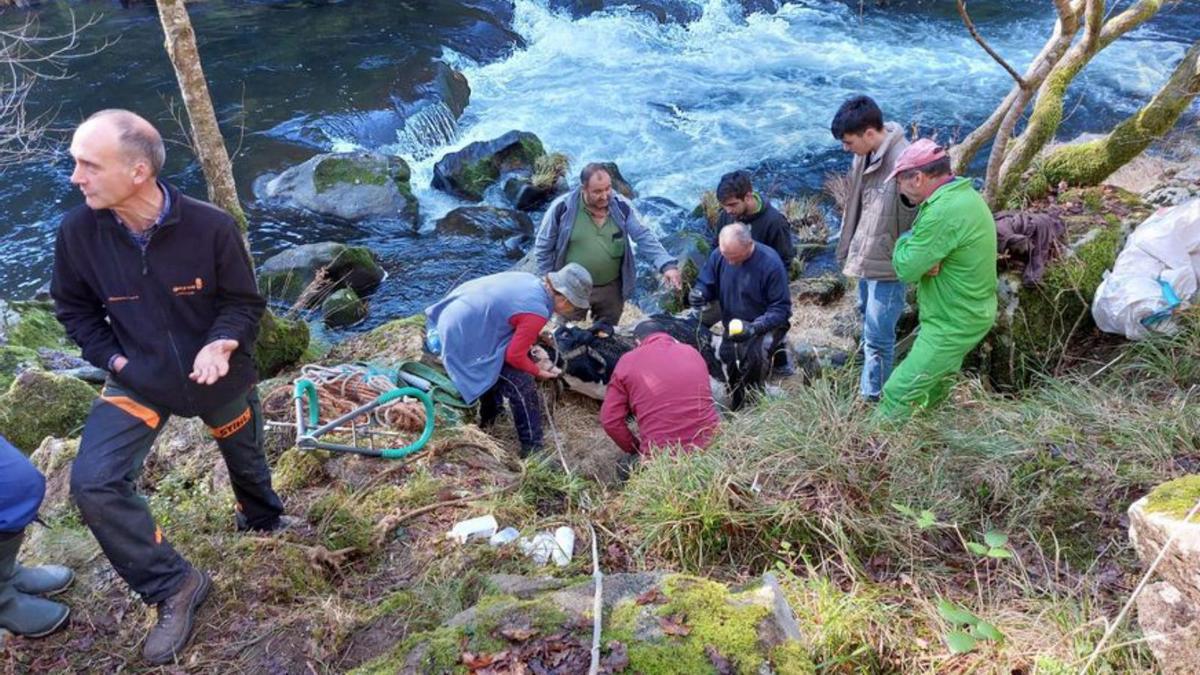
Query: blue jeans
0 435 44 533
858 278 907 399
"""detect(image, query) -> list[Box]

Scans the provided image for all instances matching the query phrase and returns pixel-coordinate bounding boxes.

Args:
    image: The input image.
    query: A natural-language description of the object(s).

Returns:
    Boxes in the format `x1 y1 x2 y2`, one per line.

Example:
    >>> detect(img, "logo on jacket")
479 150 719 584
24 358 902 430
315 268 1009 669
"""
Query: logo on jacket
172 277 205 296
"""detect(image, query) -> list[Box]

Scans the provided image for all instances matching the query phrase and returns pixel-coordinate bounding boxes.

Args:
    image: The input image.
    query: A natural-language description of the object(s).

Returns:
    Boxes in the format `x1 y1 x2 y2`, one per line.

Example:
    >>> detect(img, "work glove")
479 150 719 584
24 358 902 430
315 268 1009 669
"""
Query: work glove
727 322 758 343
687 286 707 310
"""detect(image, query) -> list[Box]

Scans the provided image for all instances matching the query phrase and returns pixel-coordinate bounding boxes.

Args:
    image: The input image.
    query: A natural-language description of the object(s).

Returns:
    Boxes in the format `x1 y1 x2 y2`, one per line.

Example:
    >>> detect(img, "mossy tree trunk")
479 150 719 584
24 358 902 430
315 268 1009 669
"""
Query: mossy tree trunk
156 0 247 234
950 0 1171 209
1040 39 1200 188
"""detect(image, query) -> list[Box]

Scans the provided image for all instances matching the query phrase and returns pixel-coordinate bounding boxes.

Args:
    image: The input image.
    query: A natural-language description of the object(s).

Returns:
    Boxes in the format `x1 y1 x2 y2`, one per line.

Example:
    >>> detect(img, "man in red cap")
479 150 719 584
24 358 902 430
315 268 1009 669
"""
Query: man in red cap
875 139 997 418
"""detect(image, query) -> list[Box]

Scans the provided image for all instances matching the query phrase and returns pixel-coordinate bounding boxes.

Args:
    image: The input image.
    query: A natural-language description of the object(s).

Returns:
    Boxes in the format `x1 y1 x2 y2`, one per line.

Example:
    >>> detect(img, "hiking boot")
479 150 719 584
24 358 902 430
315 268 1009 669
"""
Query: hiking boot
142 567 211 665
237 512 304 534
0 530 70 638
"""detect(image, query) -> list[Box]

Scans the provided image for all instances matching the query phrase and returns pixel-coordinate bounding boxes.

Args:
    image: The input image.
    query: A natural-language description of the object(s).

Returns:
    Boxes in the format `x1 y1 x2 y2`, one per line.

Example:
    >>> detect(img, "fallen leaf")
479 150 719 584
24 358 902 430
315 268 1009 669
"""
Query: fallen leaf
659 613 691 637
705 645 735 675
602 640 630 672
636 588 667 605
462 651 499 669
499 625 539 642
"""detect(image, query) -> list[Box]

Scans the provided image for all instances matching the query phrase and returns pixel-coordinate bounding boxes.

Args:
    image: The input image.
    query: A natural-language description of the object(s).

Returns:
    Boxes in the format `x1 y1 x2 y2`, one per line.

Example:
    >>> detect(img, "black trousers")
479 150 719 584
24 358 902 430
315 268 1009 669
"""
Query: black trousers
719 326 788 410
479 365 543 449
69 381 283 604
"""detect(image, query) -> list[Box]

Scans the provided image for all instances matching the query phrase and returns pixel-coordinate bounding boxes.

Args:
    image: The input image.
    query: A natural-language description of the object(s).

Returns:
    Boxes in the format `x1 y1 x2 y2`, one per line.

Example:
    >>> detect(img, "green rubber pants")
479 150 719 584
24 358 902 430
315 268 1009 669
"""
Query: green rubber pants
874 326 981 420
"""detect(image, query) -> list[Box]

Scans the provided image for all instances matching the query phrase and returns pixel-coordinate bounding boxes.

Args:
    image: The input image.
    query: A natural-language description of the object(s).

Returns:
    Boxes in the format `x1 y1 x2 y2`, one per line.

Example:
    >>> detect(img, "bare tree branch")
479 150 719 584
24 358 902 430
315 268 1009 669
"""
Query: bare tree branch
956 0 1026 89
0 10 110 169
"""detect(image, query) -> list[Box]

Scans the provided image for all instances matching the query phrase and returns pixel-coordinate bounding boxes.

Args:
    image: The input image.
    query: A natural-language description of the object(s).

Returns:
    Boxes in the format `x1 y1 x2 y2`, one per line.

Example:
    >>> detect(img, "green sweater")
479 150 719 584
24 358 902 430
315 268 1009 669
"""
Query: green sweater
892 178 997 338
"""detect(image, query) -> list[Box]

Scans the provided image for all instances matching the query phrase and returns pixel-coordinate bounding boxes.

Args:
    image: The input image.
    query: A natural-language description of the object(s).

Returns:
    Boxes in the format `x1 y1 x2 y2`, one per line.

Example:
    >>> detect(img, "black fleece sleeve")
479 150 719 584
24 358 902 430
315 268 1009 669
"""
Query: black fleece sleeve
770 215 796 268
50 225 123 371
205 221 266 349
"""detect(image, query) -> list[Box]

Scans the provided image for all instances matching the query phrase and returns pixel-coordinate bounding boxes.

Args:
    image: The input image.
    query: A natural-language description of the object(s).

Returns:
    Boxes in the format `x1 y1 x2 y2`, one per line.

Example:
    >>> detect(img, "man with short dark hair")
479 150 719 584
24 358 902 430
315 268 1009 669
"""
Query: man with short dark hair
426 264 593 456
875 139 997 419
831 94 917 402
51 109 287 665
535 162 681 326
712 170 795 270
599 320 720 456
689 223 792 410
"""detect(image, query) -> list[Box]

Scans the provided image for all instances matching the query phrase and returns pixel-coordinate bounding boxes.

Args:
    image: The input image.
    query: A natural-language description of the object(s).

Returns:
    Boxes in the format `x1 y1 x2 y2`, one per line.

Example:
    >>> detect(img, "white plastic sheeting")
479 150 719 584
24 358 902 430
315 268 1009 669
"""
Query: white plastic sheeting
1092 199 1200 340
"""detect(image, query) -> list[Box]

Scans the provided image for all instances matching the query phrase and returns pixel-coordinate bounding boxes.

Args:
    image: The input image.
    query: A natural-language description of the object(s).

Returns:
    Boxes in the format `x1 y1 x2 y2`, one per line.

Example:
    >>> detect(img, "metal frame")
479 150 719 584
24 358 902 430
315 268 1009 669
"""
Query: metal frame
292 379 435 459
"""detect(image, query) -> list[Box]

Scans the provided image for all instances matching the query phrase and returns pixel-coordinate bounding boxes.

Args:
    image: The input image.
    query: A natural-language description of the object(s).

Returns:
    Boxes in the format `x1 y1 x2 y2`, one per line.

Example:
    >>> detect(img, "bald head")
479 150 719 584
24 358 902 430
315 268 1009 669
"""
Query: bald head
69 109 166 212
718 223 754 265
81 109 165 177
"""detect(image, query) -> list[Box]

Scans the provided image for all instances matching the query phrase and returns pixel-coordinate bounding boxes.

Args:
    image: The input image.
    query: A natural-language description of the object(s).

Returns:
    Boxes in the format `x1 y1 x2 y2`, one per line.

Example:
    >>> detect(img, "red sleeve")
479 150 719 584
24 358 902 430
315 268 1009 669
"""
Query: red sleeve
600 368 638 454
505 313 548 376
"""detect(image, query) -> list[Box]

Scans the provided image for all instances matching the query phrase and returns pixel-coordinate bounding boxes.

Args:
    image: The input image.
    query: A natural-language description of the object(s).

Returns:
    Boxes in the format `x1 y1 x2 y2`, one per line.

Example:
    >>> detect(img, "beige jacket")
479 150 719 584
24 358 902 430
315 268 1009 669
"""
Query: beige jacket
836 122 918 281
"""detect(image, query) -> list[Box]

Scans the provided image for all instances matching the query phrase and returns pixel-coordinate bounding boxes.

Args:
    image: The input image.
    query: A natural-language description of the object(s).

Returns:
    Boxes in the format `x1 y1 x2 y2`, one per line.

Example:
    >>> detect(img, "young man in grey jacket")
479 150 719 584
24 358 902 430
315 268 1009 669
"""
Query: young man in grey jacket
534 163 680 327
831 95 917 401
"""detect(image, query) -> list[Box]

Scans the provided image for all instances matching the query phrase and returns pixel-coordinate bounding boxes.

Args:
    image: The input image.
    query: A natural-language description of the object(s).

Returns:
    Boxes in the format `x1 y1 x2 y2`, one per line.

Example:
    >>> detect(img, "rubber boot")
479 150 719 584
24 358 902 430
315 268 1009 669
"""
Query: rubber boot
13 559 74 597
0 530 70 638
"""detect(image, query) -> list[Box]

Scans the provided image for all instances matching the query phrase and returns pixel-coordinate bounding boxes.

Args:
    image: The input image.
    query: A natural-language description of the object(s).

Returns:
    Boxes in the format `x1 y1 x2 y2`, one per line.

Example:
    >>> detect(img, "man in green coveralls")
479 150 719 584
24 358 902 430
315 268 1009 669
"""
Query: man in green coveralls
876 139 997 419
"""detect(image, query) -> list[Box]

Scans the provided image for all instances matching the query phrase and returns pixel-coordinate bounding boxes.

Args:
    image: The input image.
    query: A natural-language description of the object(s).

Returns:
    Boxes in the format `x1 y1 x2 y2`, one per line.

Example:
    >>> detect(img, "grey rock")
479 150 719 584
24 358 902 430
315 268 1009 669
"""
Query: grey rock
262 152 418 225
434 206 534 239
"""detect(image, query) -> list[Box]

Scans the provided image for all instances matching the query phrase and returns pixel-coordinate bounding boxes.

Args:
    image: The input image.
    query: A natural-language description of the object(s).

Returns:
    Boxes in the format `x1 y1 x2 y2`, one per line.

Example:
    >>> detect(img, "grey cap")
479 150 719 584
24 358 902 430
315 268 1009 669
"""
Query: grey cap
547 263 593 310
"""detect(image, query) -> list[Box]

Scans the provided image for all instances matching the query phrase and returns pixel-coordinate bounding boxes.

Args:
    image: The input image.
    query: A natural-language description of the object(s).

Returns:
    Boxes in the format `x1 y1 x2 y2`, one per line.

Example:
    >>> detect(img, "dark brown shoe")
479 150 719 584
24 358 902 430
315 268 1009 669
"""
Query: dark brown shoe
142 568 211 665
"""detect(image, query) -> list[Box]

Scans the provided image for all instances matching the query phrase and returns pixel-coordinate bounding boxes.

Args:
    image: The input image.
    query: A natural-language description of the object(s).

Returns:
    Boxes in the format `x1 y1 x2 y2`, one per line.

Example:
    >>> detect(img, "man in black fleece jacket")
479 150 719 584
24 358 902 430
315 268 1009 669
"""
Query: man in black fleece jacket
51 109 287 665
711 170 796 270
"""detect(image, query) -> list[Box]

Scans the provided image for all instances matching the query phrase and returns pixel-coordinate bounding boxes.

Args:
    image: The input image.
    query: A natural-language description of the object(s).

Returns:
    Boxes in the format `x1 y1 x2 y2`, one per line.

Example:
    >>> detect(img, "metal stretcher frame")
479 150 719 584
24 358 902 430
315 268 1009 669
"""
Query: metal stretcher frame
292 379 435 459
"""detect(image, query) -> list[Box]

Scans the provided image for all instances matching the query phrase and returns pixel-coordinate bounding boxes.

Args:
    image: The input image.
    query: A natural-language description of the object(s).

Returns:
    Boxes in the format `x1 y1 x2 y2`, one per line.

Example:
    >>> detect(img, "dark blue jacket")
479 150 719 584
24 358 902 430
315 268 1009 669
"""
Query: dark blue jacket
694 244 792 333
51 183 265 417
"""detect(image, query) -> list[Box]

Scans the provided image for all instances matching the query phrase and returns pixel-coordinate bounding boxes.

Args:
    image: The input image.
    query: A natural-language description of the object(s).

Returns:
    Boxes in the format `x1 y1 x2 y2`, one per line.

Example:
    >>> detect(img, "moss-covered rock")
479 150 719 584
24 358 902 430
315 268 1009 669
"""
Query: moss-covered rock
1143 475 1200 521
356 572 807 675
322 288 369 328
255 311 310 377
981 221 1126 390
431 130 545 201
326 313 425 367
0 300 72 352
258 241 385 306
273 447 328 493
0 369 96 453
262 151 418 225
0 344 39 390
29 437 80 518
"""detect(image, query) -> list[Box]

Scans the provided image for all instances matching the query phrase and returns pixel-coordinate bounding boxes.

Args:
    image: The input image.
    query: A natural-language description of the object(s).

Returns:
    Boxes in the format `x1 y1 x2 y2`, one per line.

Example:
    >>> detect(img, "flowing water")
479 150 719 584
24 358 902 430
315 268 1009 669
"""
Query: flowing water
0 0 1196 331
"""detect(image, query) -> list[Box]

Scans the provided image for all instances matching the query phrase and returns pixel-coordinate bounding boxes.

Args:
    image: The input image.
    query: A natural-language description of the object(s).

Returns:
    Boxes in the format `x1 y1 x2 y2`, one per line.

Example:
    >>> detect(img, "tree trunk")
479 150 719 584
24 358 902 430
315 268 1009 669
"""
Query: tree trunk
156 0 247 234
989 0 1166 208
1040 40 1200 188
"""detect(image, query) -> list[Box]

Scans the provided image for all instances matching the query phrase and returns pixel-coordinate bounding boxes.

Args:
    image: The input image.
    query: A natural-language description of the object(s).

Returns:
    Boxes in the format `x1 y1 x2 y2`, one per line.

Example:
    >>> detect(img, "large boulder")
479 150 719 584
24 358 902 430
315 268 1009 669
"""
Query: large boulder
434 206 534 239
261 152 418 225
0 369 96 453
432 130 545 202
258 242 385 306
352 571 807 674
28 437 80 518
1128 476 1200 674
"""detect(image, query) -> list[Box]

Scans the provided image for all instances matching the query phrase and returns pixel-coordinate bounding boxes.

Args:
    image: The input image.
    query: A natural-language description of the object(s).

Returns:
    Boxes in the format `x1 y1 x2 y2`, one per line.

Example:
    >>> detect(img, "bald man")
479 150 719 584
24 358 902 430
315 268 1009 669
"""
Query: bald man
51 109 288 665
689 223 792 410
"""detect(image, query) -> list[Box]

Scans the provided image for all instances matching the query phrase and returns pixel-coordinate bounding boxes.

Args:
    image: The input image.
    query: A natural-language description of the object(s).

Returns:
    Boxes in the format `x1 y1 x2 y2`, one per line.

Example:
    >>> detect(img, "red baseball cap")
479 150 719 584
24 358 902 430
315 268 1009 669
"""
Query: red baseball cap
887 139 948 181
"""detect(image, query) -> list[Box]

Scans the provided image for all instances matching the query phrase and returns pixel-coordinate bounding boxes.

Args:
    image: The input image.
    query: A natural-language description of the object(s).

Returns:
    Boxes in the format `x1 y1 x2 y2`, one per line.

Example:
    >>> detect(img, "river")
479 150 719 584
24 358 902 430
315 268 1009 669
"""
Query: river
0 0 1196 332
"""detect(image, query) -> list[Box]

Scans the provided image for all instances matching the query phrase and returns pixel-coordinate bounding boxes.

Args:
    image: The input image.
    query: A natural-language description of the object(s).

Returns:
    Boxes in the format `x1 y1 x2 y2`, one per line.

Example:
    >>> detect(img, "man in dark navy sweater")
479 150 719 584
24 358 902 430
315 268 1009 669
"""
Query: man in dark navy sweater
51 110 286 665
689 223 792 410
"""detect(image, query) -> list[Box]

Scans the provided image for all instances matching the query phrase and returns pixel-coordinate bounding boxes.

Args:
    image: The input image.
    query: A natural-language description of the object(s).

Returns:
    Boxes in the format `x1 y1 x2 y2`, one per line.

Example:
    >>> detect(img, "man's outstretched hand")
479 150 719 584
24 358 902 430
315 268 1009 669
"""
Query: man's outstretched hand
190 339 238 385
